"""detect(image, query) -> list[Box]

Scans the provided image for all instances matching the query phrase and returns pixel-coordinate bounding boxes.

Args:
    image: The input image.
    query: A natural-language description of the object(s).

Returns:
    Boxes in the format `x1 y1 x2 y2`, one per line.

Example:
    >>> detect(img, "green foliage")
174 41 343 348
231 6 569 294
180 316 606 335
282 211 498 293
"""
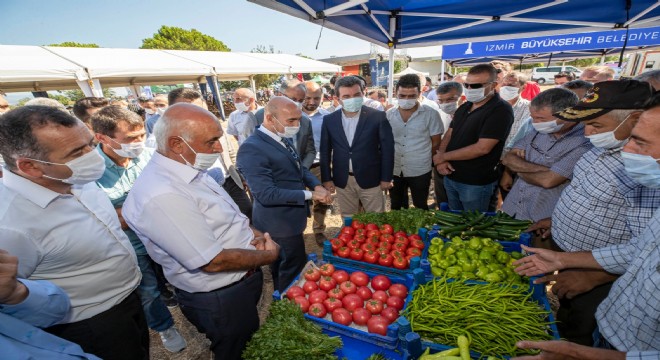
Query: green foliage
150 84 183 95
220 81 249 91
16 97 32 107
48 93 74 106
140 26 231 51
59 88 115 102
393 60 404 74
251 45 283 89
48 42 99 48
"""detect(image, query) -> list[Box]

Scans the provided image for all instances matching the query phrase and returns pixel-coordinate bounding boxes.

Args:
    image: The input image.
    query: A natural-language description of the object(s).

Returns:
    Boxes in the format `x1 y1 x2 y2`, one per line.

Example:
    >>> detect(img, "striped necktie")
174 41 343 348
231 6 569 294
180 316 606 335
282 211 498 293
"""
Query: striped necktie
281 138 301 167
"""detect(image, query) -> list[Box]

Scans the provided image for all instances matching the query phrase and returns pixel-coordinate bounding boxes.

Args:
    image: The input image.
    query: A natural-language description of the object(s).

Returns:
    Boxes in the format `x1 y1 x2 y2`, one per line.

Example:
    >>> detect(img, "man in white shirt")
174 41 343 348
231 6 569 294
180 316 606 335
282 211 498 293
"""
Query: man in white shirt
122 103 279 360
227 88 259 146
0 106 146 360
432 82 463 207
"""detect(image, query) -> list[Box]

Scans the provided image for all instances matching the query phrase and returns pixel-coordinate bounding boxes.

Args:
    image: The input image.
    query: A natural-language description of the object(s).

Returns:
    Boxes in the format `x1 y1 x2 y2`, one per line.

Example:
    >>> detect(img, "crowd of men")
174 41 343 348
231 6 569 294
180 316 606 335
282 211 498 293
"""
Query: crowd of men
0 61 658 360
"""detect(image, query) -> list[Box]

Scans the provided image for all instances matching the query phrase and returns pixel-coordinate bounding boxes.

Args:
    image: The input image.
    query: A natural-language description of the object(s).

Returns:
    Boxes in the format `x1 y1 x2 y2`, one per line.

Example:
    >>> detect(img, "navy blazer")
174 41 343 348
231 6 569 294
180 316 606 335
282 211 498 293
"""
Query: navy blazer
320 105 395 189
237 130 321 238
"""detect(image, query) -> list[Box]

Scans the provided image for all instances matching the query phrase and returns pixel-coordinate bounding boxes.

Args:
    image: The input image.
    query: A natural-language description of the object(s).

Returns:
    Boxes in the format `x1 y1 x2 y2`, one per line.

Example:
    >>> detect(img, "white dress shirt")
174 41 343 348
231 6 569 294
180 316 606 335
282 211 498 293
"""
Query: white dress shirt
227 108 259 145
341 110 361 172
0 170 140 323
122 152 255 293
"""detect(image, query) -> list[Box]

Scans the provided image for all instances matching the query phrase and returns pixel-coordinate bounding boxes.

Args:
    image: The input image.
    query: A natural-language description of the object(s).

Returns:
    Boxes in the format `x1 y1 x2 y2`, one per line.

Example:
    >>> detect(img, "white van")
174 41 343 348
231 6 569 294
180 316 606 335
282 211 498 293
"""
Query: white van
531 66 582 84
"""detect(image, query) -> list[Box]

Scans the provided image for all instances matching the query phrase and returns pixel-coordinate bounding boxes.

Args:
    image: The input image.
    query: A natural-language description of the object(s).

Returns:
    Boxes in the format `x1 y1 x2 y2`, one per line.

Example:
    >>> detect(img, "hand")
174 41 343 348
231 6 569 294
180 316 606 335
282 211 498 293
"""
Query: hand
385 103 395 110
436 162 455 175
313 186 333 204
499 170 513 191
0 249 27 305
513 245 565 277
115 207 129 230
380 181 393 191
511 148 526 159
250 227 266 250
322 181 335 193
432 150 445 166
535 270 618 299
527 218 552 239
511 340 625 360
262 233 281 261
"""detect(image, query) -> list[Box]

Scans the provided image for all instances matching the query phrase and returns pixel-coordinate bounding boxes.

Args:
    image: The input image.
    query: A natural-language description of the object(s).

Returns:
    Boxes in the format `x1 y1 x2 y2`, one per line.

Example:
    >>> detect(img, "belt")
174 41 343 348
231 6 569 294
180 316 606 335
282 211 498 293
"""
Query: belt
177 268 260 295
310 163 320 169
348 172 355 176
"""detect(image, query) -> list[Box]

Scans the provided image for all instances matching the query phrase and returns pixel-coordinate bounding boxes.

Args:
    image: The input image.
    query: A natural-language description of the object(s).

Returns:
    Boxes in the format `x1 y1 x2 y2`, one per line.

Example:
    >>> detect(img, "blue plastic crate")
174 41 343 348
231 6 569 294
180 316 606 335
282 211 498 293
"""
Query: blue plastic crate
272 258 426 350
331 318 416 360
324 217 429 278
404 278 560 360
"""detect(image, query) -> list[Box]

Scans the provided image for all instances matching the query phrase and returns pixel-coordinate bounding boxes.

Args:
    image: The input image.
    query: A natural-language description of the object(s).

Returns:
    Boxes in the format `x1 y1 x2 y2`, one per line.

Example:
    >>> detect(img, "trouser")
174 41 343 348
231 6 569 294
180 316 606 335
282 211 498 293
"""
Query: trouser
444 177 497 212
223 176 253 222
176 270 263 360
310 165 330 234
270 233 307 293
136 254 174 332
557 281 614 346
45 292 149 360
336 175 385 217
432 167 448 208
390 171 432 210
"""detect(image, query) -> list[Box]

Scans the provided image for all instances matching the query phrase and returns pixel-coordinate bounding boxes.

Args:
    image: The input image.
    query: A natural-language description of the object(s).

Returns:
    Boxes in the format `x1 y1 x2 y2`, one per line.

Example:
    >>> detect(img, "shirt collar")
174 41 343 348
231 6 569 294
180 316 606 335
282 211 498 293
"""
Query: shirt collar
151 151 201 184
258 125 285 144
1 169 70 209
97 144 139 170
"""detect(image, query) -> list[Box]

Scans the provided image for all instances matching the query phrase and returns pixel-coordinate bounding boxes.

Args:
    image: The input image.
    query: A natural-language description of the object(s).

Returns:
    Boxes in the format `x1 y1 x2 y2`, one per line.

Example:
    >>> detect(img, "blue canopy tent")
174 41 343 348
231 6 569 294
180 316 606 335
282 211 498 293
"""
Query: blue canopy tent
249 0 660 98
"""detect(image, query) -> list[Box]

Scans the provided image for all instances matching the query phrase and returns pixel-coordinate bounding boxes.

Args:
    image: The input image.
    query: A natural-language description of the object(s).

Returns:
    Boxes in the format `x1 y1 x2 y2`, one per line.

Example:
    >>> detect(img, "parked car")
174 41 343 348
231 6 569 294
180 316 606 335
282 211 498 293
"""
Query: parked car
531 66 582 84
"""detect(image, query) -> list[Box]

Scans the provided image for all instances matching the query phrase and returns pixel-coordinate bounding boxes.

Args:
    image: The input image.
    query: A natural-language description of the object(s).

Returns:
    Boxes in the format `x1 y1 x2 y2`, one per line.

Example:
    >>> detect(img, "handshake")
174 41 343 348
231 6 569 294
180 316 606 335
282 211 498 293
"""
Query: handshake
312 185 334 204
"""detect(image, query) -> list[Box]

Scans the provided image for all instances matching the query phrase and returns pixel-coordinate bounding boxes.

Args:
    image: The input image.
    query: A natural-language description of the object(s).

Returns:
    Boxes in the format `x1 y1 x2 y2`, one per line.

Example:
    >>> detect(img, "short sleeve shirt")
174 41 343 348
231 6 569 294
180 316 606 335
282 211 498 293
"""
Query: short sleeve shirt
227 109 258 145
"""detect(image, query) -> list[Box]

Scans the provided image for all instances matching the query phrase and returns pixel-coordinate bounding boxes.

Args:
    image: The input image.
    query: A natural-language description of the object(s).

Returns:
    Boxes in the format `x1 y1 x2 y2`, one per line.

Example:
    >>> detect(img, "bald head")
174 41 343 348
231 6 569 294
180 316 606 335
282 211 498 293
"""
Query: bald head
154 103 223 157
264 96 302 135
303 81 323 113
0 95 8 115
232 88 256 111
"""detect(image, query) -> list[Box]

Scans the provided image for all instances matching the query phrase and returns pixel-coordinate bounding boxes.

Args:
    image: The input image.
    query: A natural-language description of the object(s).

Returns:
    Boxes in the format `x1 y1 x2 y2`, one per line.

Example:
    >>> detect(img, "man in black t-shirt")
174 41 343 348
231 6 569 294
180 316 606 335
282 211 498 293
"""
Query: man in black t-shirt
433 64 514 211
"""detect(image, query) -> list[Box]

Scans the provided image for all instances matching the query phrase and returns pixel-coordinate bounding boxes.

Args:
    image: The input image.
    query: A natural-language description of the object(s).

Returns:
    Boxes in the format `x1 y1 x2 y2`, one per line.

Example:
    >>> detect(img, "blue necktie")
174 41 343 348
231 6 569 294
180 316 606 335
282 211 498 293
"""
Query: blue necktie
281 138 301 167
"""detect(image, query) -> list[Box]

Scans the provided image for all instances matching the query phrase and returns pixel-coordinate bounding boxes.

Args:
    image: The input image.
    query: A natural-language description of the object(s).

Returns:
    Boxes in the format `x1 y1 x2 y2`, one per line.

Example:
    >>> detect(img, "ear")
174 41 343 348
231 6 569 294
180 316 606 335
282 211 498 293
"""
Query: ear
15 158 45 179
168 136 184 155
94 133 106 144
627 111 643 127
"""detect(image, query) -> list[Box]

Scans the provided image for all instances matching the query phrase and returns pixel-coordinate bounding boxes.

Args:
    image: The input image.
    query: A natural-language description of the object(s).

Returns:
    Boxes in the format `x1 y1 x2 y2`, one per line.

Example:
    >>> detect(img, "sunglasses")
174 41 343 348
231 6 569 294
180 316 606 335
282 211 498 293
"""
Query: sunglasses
463 82 493 89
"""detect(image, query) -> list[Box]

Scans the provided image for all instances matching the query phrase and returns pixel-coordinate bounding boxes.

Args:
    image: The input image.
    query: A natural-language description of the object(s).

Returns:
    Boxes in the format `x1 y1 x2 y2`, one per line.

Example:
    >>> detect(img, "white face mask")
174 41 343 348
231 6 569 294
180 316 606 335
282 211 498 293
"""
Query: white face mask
178 137 220 171
397 99 417 110
438 102 458 115
293 101 303 110
108 138 145 158
156 107 167 116
464 87 491 103
28 149 106 185
532 119 564 134
235 101 250 112
499 86 520 101
273 116 300 138
586 115 631 149
621 151 660 188
341 97 364 112
145 109 155 115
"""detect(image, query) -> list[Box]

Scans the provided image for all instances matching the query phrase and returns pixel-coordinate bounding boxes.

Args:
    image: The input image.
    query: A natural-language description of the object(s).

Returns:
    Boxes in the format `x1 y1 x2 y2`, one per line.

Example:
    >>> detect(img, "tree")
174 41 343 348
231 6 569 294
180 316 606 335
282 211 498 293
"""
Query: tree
141 26 231 51
250 45 282 89
58 88 115 102
48 42 99 48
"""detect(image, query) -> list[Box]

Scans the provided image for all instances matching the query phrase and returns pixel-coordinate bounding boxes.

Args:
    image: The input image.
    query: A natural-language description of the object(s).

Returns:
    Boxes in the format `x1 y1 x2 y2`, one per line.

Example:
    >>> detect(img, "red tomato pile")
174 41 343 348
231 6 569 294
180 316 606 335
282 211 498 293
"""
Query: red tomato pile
286 264 409 336
329 220 425 270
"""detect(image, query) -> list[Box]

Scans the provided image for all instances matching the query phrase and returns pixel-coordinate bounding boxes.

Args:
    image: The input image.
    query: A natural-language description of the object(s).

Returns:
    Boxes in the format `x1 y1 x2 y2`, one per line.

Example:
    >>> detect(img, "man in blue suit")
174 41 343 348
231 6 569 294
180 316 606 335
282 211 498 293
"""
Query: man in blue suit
237 97 333 292
320 76 395 217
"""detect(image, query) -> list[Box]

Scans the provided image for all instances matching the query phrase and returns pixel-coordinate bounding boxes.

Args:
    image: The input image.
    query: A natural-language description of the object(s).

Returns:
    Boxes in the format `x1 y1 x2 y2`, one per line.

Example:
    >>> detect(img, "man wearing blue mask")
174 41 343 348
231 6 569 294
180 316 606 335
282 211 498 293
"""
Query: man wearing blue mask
512 97 660 359
501 88 592 223
524 80 659 346
320 75 395 217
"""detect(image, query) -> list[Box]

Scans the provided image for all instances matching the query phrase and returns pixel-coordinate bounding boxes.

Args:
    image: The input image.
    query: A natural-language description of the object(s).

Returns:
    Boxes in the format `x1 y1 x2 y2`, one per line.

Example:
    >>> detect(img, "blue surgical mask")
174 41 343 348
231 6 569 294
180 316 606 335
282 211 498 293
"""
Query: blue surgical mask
586 116 630 149
341 97 364 112
621 151 660 188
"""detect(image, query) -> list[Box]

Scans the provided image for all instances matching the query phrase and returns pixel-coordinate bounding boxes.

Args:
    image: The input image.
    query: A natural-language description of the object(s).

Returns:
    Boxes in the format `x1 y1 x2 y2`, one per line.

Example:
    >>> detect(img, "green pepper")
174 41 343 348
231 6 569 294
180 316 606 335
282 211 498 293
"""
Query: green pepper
446 254 457 265
456 251 469 262
443 243 456 256
437 259 451 269
428 244 440 255
430 254 443 264
496 250 510 264
483 272 502 283
487 263 503 272
430 237 443 246
476 266 490 279
461 260 477 273
468 238 483 250
510 251 523 260
431 266 445 277
465 249 479 260
478 251 493 262
445 266 462 278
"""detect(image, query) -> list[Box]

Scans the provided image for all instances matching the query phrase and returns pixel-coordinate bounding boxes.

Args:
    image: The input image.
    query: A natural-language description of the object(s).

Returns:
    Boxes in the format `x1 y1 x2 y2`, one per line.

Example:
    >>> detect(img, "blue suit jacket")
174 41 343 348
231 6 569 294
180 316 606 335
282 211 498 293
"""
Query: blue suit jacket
237 130 321 238
320 106 395 189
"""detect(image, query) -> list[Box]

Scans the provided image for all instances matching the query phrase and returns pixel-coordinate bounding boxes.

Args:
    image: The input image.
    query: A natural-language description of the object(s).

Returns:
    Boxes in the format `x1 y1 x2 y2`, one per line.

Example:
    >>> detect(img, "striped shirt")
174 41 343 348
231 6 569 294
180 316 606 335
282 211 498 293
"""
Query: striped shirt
553 147 660 252
593 207 660 356
504 97 531 151
501 123 592 222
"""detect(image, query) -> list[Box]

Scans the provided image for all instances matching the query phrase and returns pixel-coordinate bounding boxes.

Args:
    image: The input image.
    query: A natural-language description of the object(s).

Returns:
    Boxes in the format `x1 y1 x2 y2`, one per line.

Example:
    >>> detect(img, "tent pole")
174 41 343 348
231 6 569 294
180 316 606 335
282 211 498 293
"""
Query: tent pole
519 58 523 71
440 59 446 83
600 54 606 65
388 47 394 101
250 76 257 94
546 53 553 68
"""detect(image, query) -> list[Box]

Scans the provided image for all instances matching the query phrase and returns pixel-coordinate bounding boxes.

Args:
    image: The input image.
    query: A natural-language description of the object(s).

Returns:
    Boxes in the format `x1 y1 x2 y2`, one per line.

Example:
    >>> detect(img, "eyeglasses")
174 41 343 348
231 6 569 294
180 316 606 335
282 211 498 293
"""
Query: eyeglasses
463 82 493 89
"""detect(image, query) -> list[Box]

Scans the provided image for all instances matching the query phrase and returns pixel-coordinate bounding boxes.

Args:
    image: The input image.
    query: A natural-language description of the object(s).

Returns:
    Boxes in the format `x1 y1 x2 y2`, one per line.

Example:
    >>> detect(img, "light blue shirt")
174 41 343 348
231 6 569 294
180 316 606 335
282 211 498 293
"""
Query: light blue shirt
0 279 101 360
306 108 329 163
146 113 161 135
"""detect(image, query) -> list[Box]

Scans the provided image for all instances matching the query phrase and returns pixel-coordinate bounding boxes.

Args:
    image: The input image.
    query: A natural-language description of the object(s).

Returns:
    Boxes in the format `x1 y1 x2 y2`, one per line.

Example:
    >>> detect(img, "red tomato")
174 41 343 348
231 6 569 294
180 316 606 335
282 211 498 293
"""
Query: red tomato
349 271 369 287
394 236 409 247
323 297 343 312
386 296 405 311
346 239 361 250
330 238 343 252
286 286 305 300
392 256 409 270
327 287 345 300
378 241 392 251
363 250 378 264
376 248 390 256
390 249 404 259
360 243 376 252
394 231 407 238
339 281 357 295
380 224 394 234
380 307 399 324
308 302 327 318
304 268 321 282
367 316 389 336
349 248 364 261
365 299 384 314
388 284 408 298
378 254 393 267
372 290 389 303
319 263 335 276
331 270 349 284
308 290 328 304
294 296 310 312
379 234 395 244
353 234 366 243
319 276 337 291
351 220 365 229
367 237 380 245
302 280 318 294
371 275 392 291
356 286 373 301
336 246 351 258
332 308 353 326
366 223 379 231
339 233 353 243
342 294 364 312
408 234 422 241
410 239 425 250
367 230 381 239
406 247 422 257
341 226 355 236
355 228 366 236
352 307 372 326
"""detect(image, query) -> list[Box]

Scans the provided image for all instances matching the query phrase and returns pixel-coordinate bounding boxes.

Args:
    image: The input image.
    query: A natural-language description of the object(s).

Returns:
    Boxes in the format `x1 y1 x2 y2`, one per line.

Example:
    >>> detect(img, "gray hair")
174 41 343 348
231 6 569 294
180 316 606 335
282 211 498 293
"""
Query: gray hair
608 109 642 123
635 70 660 90
504 71 528 87
153 109 190 152
24 98 67 111
279 79 303 94
530 88 579 114
436 81 463 96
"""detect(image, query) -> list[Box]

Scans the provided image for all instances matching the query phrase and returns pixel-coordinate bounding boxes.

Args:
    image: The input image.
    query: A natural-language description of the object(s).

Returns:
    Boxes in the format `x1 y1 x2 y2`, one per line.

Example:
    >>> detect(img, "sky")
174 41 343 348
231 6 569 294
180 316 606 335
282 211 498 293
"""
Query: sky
2 0 373 59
